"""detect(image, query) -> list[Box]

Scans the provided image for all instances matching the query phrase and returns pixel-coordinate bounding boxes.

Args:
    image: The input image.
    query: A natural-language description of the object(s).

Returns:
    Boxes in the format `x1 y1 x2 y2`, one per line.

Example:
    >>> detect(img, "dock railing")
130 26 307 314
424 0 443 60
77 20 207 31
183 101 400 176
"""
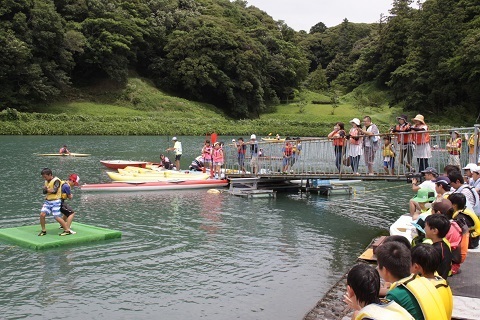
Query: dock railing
222 126 479 179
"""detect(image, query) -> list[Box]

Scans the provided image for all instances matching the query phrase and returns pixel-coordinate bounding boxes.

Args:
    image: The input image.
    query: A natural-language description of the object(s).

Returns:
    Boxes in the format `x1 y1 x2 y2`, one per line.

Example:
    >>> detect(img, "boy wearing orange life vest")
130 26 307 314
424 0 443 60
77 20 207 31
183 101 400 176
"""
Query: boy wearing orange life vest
282 139 293 173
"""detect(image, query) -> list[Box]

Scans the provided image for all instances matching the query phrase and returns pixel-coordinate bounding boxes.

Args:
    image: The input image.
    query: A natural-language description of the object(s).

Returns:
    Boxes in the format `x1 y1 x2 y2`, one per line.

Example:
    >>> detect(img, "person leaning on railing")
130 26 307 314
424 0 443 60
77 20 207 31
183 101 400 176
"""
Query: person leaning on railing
390 115 415 173
327 122 346 173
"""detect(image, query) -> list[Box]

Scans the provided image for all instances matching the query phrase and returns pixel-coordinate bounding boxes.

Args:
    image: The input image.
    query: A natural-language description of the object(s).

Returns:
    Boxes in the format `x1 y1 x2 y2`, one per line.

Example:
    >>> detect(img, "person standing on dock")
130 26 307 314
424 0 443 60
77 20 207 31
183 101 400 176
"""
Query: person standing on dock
166 137 182 170
346 118 363 175
233 137 246 174
202 140 213 174
328 122 346 172
361 116 380 175
249 134 259 175
411 114 432 173
391 115 415 173
446 131 462 167
281 138 293 173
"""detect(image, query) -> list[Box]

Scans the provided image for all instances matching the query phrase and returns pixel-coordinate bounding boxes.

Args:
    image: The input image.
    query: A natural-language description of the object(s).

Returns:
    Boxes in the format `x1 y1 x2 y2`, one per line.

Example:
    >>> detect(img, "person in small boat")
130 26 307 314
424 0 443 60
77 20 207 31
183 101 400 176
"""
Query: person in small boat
424 214 452 280
376 241 448 320
38 168 73 237
212 142 224 179
410 244 453 319
166 137 182 170
202 140 213 174
410 187 436 220
328 122 346 172
189 156 204 171
409 167 437 218
160 154 173 170
59 145 70 154
343 263 414 320
447 192 480 249
433 176 452 202
448 170 480 215
58 173 80 234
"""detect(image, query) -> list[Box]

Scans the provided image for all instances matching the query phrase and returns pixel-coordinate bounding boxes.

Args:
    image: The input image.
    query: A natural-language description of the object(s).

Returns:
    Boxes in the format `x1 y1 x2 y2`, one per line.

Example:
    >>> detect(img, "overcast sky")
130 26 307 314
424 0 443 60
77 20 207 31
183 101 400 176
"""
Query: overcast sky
245 0 395 31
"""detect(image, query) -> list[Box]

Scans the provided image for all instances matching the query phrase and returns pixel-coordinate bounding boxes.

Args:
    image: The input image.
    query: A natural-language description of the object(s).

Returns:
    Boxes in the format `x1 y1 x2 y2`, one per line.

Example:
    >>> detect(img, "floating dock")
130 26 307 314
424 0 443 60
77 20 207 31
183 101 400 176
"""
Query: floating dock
0 222 122 250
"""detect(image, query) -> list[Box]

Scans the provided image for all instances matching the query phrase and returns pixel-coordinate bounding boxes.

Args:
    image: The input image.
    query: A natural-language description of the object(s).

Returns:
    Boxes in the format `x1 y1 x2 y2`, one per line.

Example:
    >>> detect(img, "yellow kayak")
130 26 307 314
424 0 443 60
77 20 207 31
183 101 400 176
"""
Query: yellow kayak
107 171 210 182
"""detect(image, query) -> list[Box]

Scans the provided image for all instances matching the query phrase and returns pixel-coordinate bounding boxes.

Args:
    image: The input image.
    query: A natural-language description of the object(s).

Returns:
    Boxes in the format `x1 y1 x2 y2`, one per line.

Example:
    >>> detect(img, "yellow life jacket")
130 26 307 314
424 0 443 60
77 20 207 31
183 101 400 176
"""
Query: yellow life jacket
355 300 414 320
390 274 448 320
383 143 395 157
429 276 453 320
44 177 62 200
453 208 480 237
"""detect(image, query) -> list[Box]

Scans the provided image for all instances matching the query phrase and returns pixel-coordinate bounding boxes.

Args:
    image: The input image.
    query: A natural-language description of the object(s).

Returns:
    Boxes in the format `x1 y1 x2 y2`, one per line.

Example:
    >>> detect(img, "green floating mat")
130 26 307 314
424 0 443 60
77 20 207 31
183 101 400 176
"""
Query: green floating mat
0 222 121 250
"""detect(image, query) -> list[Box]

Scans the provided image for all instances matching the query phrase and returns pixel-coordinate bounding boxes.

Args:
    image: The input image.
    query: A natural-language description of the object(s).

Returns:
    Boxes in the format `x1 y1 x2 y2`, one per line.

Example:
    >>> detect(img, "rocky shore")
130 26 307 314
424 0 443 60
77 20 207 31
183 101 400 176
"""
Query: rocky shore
303 272 353 320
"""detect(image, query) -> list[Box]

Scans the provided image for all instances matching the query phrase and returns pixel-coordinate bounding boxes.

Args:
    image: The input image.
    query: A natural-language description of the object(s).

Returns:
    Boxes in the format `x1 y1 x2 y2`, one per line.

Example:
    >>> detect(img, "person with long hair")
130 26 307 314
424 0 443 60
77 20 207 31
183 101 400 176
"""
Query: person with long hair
327 122 346 172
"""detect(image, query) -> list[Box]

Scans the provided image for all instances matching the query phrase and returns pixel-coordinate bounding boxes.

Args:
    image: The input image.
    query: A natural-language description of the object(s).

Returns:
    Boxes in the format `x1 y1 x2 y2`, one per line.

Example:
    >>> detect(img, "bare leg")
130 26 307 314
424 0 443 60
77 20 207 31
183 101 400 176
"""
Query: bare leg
66 213 75 229
40 212 47 231
55 216 70 231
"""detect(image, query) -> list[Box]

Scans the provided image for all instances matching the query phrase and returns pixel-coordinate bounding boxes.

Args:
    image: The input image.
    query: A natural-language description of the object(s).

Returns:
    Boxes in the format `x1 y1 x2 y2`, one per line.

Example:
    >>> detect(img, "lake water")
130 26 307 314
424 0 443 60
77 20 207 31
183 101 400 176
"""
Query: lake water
0 136 413 320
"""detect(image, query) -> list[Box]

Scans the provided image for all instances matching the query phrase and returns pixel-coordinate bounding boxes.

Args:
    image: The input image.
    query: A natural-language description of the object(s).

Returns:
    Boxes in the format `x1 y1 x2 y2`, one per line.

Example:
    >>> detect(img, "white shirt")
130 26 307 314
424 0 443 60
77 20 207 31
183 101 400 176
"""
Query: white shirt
173 141 182 155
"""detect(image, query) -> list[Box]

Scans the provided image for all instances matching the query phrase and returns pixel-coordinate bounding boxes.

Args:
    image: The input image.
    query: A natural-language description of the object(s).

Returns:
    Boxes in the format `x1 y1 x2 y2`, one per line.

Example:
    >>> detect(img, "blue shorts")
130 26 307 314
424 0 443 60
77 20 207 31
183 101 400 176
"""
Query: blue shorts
41 200 62 217
383 158 395 168
282 156 292 166
237 154 245 166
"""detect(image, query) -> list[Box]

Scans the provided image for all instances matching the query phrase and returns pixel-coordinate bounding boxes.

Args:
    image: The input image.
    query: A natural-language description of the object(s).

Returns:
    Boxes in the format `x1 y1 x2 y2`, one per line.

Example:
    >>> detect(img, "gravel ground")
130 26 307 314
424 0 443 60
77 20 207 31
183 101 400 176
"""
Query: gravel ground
303 272 353 320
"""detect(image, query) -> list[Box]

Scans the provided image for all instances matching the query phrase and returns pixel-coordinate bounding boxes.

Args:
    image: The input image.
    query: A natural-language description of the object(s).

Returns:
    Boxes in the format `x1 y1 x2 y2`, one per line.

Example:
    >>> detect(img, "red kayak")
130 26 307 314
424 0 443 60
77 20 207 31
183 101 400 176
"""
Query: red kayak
81 179 228 192
100 160 148 169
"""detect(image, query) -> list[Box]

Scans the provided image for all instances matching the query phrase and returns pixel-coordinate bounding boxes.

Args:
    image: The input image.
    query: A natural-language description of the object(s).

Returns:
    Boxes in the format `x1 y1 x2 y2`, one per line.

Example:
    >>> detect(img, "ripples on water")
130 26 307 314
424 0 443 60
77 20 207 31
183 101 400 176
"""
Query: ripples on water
0 136 413 319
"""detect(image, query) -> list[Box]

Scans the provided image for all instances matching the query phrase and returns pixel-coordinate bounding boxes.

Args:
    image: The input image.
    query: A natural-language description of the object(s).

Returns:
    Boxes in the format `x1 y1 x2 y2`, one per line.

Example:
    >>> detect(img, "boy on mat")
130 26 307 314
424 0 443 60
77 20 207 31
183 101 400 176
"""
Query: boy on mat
38 168 74 236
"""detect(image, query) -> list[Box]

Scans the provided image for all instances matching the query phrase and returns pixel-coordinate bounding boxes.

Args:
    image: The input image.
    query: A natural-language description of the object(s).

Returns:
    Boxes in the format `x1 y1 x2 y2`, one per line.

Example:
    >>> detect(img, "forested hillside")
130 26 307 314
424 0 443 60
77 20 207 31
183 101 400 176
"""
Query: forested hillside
1 0 478 122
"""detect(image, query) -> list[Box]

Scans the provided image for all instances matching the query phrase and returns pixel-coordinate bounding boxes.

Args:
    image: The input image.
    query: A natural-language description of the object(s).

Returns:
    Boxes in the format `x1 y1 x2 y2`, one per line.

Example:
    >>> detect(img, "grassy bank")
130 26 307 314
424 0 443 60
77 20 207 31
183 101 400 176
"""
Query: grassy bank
0 77 402 136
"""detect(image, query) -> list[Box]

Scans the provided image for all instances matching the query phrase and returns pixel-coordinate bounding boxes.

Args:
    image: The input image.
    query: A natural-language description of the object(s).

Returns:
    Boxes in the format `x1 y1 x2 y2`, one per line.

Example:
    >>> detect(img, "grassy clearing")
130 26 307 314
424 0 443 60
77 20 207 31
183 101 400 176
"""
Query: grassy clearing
1 77 403 136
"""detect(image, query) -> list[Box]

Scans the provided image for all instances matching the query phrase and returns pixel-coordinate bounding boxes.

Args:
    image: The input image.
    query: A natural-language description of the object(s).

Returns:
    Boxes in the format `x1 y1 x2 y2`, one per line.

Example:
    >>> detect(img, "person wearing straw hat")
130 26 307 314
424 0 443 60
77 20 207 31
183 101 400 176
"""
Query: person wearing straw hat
346 118 363 175
446 130 462 167
411 114 431 172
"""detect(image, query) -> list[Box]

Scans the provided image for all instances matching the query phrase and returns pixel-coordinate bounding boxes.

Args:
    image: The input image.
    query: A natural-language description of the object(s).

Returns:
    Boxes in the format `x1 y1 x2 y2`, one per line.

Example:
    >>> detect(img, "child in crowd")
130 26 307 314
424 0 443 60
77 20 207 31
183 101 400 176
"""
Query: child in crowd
410 187 436 220
410 244 453 319
343 264 414 320
446 131 462 167
382 135 395 175
424 214 452 280
376 241 447 320
212 142 224 179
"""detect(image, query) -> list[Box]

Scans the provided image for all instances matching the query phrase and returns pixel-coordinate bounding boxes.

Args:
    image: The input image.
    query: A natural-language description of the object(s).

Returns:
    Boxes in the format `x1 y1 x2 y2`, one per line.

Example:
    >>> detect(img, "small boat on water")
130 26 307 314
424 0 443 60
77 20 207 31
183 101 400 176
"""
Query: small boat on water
81 179 228 192
37 153 91 157
261 137 285 142
389 213 417 243
100 160 148 169
107 171 210 182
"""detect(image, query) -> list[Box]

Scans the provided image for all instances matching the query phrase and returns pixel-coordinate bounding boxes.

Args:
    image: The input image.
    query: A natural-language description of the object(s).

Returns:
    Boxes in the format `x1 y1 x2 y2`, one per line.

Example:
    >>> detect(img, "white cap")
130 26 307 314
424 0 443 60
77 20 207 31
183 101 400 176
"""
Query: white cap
172 137 177 141
463 163 477 171
250 134 256 140
349 118 360 126
472 165 480 174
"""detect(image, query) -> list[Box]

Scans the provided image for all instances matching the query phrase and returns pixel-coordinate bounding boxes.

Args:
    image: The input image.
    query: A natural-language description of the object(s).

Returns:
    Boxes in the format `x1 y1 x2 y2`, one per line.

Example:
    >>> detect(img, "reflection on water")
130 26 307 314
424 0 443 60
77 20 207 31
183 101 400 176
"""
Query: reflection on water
0 136 413 320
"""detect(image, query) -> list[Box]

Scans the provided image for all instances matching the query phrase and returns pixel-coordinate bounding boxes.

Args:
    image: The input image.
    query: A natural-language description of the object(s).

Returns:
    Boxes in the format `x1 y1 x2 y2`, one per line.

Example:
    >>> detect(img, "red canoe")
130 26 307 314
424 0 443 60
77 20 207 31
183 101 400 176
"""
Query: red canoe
100 160 148 169
81 179 228 192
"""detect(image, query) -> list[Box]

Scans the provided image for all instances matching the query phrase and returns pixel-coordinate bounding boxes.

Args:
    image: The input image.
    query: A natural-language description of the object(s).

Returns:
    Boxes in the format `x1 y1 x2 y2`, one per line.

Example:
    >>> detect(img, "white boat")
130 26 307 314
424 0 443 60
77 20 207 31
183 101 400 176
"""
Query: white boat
389 214 417 243
81 179 228 192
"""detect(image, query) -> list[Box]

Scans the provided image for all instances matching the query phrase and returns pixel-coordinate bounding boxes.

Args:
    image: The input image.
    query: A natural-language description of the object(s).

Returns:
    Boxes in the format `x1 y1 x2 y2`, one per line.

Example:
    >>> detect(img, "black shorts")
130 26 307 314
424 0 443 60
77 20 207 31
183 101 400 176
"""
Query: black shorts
175 155 182 161
60 203 75 217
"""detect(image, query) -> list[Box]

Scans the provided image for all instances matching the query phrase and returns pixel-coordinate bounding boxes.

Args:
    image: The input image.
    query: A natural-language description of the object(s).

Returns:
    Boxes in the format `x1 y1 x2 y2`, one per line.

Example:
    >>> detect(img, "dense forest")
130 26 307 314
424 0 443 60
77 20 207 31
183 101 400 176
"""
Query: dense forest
1 0 479 120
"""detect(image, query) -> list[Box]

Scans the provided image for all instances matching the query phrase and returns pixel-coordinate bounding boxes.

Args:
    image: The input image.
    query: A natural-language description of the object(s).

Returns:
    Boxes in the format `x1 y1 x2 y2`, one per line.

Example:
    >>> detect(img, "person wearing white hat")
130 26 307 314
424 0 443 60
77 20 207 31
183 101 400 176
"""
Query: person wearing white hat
446 131 462 167
463 163 477 186
411 114 431 172
346 118 363 175
471 165 480 193
166 136 182 170
249 134 259 175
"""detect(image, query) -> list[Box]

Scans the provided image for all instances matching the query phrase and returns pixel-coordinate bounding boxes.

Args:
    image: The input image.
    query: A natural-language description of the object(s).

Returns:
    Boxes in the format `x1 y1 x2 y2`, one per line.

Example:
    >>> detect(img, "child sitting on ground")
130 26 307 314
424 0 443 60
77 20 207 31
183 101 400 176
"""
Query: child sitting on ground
424 214 453 280
410 244 453 319
410 188 436 220
376 242 447 320
343 263 413 320
382 135 396 175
